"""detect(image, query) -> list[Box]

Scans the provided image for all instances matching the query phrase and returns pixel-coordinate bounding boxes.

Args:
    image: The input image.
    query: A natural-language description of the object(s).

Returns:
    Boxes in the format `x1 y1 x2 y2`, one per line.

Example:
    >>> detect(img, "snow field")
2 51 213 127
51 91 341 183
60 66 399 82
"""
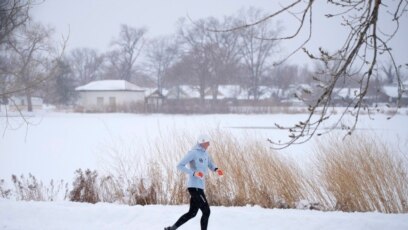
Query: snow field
1 112 408 229
1 112 407 184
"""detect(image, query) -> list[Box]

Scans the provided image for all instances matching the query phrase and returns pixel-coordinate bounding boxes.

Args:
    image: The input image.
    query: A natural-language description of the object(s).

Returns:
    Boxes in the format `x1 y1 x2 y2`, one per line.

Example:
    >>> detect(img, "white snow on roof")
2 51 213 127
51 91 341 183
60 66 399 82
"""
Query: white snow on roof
218 85 243 99
383 86 399 98
382 86 408 98
75 80 144 91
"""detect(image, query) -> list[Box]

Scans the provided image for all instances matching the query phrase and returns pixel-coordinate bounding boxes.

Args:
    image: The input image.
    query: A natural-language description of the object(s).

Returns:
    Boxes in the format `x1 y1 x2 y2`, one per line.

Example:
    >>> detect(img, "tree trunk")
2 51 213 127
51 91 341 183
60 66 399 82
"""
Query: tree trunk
26 90 32 112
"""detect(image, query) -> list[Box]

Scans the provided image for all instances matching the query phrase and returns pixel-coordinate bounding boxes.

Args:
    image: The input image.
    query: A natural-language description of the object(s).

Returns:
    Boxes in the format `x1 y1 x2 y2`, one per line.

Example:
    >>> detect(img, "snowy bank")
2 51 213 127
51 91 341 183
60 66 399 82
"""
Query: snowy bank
1 200 407 230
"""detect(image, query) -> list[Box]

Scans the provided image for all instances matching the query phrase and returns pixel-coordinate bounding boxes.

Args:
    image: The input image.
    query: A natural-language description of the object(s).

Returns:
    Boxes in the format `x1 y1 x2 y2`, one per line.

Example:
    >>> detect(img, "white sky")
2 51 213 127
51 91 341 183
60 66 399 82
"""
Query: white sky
31 0 408 67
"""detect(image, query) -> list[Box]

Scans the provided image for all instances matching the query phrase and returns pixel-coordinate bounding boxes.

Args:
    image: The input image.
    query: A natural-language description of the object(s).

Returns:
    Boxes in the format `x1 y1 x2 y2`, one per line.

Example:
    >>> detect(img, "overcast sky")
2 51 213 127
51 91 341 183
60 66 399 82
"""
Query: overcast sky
31 0 408 67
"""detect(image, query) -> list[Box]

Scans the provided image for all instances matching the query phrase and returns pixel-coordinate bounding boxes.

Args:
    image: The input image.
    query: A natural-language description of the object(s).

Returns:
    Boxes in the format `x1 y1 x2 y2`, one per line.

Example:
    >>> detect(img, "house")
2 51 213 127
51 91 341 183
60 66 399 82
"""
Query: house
382 84 408 106
217 85 243 100
75 80 145 112
205 85 246 100
145 88 166 112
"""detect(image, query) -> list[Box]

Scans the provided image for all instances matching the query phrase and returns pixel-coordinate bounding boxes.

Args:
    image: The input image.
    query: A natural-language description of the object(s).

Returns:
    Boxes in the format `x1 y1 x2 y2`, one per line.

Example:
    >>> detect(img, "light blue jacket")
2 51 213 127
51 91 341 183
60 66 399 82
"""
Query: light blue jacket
177 144 217 190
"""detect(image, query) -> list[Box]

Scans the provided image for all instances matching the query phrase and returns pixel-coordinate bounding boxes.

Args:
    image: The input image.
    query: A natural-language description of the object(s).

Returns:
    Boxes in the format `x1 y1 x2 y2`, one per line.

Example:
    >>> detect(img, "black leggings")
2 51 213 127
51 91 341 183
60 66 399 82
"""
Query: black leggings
174 188 210 230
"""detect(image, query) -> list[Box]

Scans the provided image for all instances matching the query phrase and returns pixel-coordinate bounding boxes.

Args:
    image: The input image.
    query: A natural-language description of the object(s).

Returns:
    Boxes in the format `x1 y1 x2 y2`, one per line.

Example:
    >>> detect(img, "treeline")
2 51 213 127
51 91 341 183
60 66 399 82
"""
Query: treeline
1 1 403 111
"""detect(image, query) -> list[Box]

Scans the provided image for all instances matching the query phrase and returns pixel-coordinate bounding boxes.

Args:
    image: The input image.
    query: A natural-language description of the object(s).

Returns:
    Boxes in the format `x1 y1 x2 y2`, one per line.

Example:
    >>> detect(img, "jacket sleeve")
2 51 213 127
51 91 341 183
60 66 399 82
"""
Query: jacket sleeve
208 155 217 172
177 151 195 175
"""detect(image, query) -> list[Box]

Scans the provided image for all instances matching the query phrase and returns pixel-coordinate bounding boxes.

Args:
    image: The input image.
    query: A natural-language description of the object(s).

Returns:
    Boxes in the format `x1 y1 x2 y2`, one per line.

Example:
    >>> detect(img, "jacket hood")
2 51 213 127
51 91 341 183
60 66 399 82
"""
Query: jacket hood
192 144 206 152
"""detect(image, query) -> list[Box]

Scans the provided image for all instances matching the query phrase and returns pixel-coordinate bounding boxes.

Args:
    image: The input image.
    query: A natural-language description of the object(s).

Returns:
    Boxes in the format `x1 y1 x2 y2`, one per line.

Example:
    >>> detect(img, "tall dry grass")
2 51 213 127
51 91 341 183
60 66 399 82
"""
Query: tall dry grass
4 174 68 201
3 129 406 213
97 129 305 208
97 130 194 205
313 134 408 213
95 130 408 213
206 130 305 208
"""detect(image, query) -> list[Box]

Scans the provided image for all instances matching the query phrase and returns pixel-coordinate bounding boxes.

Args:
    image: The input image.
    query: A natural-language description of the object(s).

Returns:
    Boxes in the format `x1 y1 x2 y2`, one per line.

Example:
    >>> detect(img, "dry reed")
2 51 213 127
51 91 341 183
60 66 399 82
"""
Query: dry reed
313 134 408 213
96 130 408 213
4 129 406 213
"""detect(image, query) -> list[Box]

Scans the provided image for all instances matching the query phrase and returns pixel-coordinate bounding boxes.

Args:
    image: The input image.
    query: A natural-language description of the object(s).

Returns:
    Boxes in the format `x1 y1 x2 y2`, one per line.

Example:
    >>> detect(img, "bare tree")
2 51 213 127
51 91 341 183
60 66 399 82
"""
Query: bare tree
382 62 400 85
1 0 67 120
164 52 197 92
203 16 241 100
69 48 104 86
5 22 57 112
0 0 31 45
213 1 407 148
235 7 281 101
271 64 301 98
105 24 146 81
144 35 179 94
0 0 31 110
177 18 214 100
41 58 76 106
177 17 242 101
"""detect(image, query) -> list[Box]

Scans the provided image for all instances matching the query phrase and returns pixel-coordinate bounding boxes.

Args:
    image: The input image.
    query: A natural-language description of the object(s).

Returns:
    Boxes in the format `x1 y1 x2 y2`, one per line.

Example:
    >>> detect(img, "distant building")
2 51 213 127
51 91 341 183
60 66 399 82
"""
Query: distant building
382 84 408 106
145 88 166 112
75 80 145 112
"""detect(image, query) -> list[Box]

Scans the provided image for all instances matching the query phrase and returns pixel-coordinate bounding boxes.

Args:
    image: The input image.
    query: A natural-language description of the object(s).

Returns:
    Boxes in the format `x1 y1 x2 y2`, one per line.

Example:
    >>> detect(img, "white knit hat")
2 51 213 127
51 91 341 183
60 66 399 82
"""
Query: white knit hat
197 134 210 144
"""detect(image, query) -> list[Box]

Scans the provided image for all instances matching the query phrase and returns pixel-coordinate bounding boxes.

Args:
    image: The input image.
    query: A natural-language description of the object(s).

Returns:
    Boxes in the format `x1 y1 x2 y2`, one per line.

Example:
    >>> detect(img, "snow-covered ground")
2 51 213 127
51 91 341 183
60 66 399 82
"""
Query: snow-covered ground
1 199 407 230
1 112 408 229
1 112 407 183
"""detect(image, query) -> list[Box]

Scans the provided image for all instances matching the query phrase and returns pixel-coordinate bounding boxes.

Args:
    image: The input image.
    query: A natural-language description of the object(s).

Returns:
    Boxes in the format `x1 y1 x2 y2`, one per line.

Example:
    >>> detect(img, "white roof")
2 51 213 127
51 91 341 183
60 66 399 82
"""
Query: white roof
382 86 408 98
217 85 242 99
75 80 144 91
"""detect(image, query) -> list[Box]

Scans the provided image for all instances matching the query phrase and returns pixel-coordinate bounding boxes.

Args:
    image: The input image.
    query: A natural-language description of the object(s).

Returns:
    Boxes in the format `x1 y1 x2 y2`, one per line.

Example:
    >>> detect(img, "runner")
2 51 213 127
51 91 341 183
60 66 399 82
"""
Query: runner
165 134 224 230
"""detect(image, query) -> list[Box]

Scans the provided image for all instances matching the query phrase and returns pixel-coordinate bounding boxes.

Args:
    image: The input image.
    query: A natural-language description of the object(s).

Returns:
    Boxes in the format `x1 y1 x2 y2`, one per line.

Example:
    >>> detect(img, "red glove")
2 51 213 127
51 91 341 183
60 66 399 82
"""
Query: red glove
194 171 204 179
216 169 224 176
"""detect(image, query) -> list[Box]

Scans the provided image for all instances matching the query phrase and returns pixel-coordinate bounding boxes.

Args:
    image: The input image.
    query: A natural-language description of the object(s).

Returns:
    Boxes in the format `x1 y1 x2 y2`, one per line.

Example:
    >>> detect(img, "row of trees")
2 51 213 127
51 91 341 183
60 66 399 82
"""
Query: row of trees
2 2 405 108
0 2 333 109
1 0 407 148
59 8 298 103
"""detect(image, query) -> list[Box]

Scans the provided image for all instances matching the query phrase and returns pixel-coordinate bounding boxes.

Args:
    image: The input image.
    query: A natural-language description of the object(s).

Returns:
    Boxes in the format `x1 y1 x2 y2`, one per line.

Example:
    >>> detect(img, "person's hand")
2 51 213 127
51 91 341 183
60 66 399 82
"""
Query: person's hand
194 171 204 179
216 169 224 177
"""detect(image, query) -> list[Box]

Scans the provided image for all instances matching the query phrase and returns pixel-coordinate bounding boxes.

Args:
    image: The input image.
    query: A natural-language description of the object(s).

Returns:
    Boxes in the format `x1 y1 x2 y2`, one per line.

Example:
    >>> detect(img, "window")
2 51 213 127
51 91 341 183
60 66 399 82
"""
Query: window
109 97 116 112
97 97 104 107
109 97 116 106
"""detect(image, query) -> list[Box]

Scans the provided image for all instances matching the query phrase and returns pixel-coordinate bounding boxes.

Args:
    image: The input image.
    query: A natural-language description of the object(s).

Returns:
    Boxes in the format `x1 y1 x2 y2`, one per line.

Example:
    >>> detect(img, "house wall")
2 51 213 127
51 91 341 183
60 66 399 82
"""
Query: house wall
77 91 144 111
